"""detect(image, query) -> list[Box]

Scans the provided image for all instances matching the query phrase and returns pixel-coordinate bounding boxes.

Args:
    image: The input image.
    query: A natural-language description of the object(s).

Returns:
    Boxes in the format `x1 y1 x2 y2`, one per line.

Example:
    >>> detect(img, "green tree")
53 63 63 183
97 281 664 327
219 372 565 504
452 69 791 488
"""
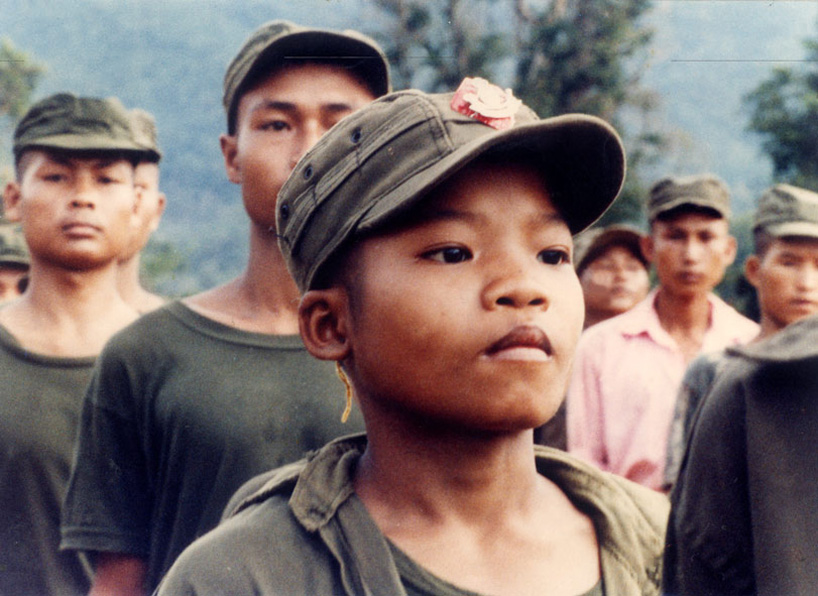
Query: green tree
370 0 663 228
0 38 45 189
745 36 818 189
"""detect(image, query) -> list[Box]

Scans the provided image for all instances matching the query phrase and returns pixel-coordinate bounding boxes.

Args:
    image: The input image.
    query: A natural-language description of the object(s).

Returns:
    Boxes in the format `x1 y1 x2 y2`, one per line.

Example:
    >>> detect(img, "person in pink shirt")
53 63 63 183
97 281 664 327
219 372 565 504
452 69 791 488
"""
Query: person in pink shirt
566 174 759 490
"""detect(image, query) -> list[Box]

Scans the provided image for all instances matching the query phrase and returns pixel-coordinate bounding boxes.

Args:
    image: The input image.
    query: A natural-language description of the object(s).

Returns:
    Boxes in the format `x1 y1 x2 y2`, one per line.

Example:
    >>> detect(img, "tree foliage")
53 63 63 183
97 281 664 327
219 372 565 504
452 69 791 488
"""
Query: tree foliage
745 40 818 189
0 38 45 122
370 0 662 227
0 38 45 194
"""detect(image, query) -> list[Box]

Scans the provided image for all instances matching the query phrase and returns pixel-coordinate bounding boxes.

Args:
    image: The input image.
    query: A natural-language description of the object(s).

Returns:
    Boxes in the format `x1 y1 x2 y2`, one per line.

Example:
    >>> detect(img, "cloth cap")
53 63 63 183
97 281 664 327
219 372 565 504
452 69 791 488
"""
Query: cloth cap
753 183 818 239
223 20 391 133
573 224 646 276
0 222 30 268
277 80 626 291
647 174 730 221
13 93 150 160
129 109 162 162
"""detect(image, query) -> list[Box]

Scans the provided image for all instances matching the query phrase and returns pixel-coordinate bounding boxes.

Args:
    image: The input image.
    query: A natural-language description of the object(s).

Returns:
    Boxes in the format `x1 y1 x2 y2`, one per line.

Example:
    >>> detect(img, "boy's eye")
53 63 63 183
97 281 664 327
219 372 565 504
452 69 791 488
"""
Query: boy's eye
260 120 290 132
42 173 66 183
538 249 570 265
422 246 473 264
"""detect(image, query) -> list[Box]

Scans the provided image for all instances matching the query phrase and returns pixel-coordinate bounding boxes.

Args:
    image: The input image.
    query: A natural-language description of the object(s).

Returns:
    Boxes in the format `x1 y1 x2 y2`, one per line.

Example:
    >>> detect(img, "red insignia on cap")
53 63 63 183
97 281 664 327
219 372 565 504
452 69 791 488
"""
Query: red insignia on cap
450 77 523 131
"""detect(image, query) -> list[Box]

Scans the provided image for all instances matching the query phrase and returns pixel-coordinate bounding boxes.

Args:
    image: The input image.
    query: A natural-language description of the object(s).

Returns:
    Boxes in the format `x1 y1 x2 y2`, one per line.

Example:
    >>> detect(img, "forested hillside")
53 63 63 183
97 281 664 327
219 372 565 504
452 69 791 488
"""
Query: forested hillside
2 0 817 297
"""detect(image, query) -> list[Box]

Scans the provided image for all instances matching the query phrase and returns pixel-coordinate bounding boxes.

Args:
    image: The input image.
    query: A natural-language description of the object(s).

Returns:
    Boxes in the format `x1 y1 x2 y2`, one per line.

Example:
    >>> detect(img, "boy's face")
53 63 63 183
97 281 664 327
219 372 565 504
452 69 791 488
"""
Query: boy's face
746 236 818 332
643 212 736 298
341 162 584 432
221 63 376 229
3 150 138 270
580 245 650 320
120 162 165 261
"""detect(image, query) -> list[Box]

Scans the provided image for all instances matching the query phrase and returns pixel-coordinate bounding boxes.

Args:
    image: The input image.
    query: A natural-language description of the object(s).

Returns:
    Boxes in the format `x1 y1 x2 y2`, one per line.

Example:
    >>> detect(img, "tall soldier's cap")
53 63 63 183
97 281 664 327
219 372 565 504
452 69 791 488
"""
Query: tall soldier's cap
753 183 818 239
647 174 731 222
13 93 151 161
223 20 391 134
277 78 626 292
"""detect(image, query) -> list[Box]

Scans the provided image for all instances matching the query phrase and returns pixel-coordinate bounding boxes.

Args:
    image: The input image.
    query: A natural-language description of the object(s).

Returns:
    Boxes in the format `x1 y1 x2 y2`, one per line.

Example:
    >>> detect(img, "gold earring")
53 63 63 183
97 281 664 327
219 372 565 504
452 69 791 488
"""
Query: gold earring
335 361 353 423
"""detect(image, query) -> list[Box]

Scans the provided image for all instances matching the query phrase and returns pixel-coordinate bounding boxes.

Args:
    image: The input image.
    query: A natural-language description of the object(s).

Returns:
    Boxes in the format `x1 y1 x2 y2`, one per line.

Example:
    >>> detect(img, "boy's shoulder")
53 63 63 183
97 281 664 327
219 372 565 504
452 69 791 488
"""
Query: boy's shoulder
158 435 371 596
535 447 668 592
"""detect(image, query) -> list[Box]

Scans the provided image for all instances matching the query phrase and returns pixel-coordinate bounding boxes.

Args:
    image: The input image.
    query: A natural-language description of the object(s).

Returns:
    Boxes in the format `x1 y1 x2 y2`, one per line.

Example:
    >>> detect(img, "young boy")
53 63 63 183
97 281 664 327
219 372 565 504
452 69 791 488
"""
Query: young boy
664 184 818 594
117 108 167 313
567 174 758 490
60 21 390 594
157 80 669 595
0 92 149 596
575 225 651 330
663 183 818 489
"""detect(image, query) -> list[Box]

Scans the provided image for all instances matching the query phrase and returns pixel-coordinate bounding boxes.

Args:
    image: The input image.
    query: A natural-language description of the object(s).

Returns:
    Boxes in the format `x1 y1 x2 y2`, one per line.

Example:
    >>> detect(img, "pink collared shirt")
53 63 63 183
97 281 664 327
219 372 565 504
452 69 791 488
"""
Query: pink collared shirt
566 290 758 490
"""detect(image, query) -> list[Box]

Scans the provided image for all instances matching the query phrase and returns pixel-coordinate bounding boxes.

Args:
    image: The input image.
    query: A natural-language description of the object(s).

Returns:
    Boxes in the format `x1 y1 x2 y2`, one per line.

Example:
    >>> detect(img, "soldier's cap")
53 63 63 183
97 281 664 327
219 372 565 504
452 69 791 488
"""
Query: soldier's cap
13 93 152 161
574 224 647 276
0 223 30 268
753 183 818 239
129 109 162 163
277 81 626 292
647 174 730 222
223 20 391 134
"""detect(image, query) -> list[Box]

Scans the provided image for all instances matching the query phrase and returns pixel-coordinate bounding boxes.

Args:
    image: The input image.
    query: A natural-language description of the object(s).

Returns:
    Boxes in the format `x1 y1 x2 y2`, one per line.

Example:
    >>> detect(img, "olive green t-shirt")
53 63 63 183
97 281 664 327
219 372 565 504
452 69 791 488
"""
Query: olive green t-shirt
0 325 95 596
61 301 364 591
390 540 605 596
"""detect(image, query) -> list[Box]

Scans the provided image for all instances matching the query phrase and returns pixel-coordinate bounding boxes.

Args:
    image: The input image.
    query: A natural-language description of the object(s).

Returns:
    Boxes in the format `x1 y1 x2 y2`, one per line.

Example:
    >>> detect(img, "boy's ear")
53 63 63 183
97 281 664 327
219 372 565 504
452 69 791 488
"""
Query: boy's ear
3 182 22 222
723 234 738 266
640 234 655 264
745 254 761 289
219 134 241 185
299 288 351 362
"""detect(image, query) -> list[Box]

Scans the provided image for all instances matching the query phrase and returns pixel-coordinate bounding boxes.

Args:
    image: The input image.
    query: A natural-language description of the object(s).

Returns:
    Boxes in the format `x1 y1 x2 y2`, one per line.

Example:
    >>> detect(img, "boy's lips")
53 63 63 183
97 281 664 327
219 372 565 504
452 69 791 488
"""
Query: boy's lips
62 220 101 233
484 325 553 361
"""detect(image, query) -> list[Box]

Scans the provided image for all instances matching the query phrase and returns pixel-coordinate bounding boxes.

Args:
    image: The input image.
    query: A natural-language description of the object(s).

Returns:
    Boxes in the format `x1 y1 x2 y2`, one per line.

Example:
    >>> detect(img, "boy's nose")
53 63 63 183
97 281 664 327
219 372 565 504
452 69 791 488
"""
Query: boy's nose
70 186 97 209
482 266 549 310
290 122 324 168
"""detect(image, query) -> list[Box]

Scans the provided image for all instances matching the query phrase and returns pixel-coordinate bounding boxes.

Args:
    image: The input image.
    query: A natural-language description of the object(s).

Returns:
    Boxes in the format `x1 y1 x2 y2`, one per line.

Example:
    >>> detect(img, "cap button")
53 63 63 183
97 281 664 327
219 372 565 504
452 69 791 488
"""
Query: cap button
351 127 363 144
280 202 290 220
303 165 313 180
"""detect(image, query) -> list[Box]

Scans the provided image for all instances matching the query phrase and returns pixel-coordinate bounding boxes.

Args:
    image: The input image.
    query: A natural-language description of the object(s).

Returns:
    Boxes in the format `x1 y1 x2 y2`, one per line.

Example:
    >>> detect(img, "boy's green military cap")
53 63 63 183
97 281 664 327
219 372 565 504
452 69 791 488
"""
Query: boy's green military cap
13 93 151 160
754 183 818 239
277 79 626 292
129 108 162 163
0 222 30 268
647 174 730 222
223 20 391 134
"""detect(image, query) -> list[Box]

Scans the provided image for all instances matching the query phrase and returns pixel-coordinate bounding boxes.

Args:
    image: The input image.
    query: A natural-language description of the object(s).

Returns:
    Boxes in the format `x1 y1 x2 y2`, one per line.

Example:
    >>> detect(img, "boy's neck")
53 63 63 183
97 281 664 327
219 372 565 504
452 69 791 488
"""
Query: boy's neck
355 414 543 524
117 254 166 314
755 314 783 343
0 259 138 357
354 416 601 596
653 285 713 361
183 222 301 335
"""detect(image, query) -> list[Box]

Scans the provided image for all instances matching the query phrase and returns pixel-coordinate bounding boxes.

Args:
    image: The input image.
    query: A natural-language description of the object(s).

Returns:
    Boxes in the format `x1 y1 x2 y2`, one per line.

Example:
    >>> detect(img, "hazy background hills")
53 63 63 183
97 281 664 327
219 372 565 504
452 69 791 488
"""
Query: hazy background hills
3 0 818 296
